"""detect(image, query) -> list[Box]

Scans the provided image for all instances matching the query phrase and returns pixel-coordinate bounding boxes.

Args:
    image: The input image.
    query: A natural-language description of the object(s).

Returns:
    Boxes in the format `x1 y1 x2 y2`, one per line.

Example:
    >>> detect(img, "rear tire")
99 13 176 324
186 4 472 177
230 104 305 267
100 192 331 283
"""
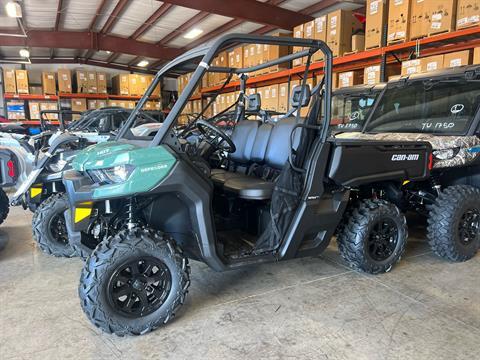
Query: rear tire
337 199 408 274
79 228 190 336
0 188 9 225
32 193 75 257
427 185 480 262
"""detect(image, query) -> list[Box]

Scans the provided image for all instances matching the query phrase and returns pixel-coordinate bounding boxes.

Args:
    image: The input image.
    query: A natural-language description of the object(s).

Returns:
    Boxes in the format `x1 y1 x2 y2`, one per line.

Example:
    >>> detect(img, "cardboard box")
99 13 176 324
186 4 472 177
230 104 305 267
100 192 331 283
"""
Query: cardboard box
57 69 72 93
327 10 360 57
3 69 16 93
87 99 98 110
76 70 88 93
364 65 382 85
292 24 304 67
112 74 129 95
278 82 289 113
352 34 365 52
443 50 471 67
267 84 279 111
29 101 41 120
420 54 445 72
42 72 56 95
387 0 411 44
401 59 422 75
71 98 87 113
87 71 97 93
428 0 456 36
313 16 327 61
97 72 107 94
409 0 429 40
228 47 244 69
266 32 291 71
366 0 388 49
138 74 149 94
15 70 29 94
456 0 480 29
40 102 59 120
474 47 480 64
6 100 25 120
338 70 363 88
129 74 141 96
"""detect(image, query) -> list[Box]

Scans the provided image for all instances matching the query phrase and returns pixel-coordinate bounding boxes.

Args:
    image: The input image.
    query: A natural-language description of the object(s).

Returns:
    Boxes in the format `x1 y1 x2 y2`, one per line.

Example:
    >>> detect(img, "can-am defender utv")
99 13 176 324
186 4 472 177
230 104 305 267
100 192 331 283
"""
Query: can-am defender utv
9 108 162 257
337 65 480 262
63 34 431 335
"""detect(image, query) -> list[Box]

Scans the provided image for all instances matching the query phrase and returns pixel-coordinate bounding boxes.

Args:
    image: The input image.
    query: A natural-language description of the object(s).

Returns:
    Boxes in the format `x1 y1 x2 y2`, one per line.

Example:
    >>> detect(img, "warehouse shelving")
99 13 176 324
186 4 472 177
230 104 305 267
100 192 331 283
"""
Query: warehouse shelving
4 93 160 101
200 26 480 95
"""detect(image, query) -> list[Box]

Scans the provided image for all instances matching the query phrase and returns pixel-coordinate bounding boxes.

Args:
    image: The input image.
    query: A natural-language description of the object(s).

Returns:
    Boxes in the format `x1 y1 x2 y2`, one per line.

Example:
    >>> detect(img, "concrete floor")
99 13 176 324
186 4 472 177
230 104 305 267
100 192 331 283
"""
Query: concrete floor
0 206 479 360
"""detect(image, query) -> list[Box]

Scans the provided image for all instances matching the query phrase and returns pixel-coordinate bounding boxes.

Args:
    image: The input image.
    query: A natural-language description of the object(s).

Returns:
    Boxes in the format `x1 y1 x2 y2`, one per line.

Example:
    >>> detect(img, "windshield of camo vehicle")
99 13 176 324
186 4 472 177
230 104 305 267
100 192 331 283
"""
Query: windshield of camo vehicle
330 93 377 131
364 80 480 135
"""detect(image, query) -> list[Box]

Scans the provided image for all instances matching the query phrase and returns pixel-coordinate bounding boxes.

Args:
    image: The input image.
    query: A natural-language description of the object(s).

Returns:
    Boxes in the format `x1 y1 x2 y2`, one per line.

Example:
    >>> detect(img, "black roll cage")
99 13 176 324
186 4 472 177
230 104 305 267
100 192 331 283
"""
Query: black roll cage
115 33 333 147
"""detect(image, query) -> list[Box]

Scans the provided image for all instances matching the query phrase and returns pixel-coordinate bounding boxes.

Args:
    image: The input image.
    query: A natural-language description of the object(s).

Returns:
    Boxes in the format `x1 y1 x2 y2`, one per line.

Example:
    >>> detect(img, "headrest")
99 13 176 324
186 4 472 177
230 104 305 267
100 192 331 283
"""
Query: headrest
246 93 261 112
290 85 311 108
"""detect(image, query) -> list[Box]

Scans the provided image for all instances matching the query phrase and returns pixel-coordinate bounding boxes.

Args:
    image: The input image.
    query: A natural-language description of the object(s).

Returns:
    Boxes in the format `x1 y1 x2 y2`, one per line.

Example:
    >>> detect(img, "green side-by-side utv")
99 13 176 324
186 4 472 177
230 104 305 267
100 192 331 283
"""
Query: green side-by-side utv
61 34 433 335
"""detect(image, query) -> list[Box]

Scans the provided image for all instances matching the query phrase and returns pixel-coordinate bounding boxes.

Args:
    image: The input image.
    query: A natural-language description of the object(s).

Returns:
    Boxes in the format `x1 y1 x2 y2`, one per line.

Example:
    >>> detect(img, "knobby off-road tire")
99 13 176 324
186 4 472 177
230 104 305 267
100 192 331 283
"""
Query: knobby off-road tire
427 185 480 262
32 193 75 257
337 199 408 274
0 188 9 225
79 228 190 336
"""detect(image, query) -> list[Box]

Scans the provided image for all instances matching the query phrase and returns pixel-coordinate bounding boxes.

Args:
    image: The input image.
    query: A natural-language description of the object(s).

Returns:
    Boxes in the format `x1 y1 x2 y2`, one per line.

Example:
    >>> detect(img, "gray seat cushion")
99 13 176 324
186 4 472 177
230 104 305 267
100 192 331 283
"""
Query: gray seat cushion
223 176 274 200
211 169 247 185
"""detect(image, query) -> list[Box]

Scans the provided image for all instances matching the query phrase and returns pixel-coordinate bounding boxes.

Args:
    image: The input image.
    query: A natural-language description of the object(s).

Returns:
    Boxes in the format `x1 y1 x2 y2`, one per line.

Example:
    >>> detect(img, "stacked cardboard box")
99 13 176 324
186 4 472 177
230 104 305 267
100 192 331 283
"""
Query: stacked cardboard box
112 74 130 95
42 72 56 95
443 50 471 67
58 69 72 93
87 99 108 110
97 72 107 94
420 55 445 72
7 101 25 120
327 10 363 57
365 0 388 49
338 70 363 88
457 0 480 29
474 47 480 64
15 70 29 94
401 59 422 75
39 102 59 120
363 63 401 84
387 0 411 44
75 70 88 93
3 69 16 94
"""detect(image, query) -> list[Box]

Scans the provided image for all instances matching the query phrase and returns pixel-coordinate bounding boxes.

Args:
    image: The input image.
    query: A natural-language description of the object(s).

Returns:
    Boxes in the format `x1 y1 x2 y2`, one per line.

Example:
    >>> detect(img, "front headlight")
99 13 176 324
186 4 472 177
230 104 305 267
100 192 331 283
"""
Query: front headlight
433 148 460 160
88 164 135 184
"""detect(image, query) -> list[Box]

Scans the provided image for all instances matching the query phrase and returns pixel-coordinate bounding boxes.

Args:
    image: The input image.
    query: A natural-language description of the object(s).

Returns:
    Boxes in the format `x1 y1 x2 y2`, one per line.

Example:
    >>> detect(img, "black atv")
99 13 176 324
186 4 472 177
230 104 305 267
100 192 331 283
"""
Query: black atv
337 65 480 262
62 34 431 335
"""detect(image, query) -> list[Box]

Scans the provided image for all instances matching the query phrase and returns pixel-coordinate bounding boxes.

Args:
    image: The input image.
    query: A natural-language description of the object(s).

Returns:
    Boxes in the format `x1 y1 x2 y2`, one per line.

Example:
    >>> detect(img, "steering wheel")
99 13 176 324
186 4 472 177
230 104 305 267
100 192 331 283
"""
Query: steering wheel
196 119 236 153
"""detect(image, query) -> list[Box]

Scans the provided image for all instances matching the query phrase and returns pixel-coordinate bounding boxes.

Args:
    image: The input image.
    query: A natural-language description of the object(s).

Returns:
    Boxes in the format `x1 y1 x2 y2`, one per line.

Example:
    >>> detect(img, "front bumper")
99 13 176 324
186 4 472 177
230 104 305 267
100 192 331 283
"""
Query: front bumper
63 169 96 231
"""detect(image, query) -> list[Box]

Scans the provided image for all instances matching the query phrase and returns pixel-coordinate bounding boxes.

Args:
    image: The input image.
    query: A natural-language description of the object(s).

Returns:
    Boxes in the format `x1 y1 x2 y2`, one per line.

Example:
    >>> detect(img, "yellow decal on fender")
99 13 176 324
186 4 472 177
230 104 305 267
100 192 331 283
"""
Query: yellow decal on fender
74 202 93 223
30 186 42 198
402 180 410 186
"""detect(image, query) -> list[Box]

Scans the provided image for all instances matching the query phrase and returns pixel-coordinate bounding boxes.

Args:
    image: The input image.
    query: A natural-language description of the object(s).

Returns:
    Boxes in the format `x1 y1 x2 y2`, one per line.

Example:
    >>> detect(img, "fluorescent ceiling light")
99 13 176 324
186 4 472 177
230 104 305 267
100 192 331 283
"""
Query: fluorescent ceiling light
183 28 203 39
5 1 22 18
137 60 149 67
19 48 30 58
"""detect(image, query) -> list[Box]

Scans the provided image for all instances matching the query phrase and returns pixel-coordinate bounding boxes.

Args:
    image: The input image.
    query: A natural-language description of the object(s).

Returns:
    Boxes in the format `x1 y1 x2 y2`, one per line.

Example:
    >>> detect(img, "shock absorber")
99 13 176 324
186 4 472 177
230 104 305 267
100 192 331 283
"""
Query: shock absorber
430 174 442 196
126 198 136 230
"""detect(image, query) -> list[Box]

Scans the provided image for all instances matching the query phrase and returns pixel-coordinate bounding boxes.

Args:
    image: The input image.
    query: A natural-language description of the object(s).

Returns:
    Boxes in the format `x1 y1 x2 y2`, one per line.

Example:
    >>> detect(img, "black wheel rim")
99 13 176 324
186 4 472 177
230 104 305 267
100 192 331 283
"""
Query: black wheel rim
458 208 480 245
48 213 69 245
107 257 172 318
367 218 399 262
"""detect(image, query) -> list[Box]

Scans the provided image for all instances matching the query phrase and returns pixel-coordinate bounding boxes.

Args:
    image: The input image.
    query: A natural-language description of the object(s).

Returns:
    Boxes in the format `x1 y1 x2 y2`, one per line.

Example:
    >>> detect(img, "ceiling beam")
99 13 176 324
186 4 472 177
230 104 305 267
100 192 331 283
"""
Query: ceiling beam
89 0 109 31
0 30 183 60
100 0 130 34
106 52 120 63
157 11 210 45
130 3 173 40
159 0 312 29
54 0 64 31
184 18 243 50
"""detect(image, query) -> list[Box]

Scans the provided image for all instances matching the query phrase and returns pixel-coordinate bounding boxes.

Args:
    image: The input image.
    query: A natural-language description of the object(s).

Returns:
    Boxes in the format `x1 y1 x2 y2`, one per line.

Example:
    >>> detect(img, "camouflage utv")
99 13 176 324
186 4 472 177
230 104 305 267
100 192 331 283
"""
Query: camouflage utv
336 65 480 263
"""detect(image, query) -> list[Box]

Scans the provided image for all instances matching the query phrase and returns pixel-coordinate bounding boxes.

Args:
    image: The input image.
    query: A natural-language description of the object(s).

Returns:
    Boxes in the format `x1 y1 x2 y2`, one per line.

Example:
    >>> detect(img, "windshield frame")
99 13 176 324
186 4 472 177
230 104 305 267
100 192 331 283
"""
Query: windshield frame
114 33 334 147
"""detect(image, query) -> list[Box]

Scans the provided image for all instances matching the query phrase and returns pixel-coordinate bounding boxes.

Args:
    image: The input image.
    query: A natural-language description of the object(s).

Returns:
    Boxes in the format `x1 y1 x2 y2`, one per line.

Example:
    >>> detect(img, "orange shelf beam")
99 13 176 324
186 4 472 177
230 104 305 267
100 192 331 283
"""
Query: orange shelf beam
4 94 58 101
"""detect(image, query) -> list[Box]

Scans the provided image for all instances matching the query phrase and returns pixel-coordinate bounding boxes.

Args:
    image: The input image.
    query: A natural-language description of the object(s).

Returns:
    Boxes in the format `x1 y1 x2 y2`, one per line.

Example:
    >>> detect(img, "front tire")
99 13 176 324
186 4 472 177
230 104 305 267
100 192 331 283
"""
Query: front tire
79 228 190 336
32 193 75 257
0 188 9 225
337 199 408 274
427 185 480 262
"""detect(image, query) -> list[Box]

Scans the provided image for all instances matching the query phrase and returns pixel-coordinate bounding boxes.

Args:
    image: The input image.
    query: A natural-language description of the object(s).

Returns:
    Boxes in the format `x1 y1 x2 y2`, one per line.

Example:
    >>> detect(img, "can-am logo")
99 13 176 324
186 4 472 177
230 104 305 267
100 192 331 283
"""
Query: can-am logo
391 154 420 161
451 104 464 114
